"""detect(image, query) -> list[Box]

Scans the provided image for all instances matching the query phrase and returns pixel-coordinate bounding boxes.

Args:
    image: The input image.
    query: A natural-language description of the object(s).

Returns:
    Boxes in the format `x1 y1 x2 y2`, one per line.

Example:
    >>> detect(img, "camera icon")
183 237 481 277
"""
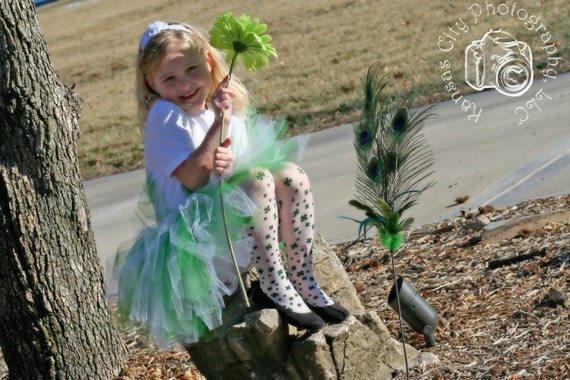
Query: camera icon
465 29 533 97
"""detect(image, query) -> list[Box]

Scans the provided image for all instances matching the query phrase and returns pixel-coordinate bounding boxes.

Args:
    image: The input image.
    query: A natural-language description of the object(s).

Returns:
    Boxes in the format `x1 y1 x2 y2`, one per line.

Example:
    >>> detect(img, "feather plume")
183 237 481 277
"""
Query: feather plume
349 64 435 250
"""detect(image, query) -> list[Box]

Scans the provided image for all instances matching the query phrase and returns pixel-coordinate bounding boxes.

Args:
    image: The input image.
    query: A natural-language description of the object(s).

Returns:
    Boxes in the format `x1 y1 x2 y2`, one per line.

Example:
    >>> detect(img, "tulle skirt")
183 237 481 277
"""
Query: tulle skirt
110 113 307 348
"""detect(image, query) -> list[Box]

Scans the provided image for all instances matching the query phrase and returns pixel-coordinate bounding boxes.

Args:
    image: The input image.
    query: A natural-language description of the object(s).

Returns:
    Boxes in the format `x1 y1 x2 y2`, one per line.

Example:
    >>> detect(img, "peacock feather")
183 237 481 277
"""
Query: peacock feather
349 64 435 251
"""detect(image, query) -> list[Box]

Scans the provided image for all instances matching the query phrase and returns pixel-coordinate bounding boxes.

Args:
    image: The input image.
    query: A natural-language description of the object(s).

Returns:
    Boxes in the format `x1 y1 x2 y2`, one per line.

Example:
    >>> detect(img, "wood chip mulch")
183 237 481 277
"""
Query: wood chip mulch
1 195 568 379
335 194 570 379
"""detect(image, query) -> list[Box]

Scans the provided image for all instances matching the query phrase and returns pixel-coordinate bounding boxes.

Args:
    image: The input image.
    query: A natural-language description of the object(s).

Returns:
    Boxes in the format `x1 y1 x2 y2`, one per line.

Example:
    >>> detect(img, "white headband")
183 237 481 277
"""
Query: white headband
139 21 192 50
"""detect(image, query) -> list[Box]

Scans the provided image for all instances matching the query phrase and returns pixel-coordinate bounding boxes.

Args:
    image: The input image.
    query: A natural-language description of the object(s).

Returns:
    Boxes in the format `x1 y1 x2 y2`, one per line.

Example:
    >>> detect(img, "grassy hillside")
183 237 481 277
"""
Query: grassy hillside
37 0 569 179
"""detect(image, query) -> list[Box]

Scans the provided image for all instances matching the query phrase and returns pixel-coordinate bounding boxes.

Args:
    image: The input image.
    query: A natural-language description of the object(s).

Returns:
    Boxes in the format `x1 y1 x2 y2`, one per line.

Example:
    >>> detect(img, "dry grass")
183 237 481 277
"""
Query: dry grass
37 0 570 179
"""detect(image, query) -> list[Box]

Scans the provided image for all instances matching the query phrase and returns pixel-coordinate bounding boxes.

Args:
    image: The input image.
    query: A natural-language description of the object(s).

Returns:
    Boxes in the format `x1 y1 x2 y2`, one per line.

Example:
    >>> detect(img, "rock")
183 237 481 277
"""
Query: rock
311 233 365 315
468 214 490 230
285 313 416 380
476 214 491 226
538 287 566 308
482 210 570 243
404 352 440 372
184 233 419 379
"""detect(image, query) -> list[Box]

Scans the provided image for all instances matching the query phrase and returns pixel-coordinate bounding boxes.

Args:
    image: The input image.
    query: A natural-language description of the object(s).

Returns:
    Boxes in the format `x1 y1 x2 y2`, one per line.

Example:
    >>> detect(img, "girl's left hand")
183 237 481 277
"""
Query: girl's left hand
213 137 233 177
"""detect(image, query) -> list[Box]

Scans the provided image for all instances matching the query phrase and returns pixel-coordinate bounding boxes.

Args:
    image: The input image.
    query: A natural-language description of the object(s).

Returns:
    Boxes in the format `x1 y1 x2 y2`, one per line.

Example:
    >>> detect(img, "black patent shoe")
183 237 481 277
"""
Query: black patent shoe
248 280 276 308
308 302 350 324
276 307 325 330
248 281 325 330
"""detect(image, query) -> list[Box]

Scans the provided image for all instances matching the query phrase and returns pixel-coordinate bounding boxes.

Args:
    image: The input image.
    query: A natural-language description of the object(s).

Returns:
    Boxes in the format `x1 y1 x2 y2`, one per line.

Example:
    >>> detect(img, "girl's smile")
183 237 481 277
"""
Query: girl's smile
182 88 198 100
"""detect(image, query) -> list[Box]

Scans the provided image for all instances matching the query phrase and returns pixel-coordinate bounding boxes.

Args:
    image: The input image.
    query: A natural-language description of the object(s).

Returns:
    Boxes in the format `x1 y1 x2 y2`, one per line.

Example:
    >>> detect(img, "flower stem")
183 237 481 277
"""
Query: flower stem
390 249 409 379
219 180 250 307
218 53 237 145
228 54 237 78
218 53 250 307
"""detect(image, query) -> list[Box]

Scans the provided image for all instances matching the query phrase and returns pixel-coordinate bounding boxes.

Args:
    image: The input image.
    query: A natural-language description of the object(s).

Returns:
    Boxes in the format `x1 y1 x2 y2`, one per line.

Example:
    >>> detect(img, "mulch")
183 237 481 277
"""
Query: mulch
338 194 570 379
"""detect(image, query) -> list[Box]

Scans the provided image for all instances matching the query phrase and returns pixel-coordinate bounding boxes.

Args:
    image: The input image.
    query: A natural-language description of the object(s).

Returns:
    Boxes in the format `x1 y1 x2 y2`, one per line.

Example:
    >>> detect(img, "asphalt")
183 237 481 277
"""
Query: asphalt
87 73 570 275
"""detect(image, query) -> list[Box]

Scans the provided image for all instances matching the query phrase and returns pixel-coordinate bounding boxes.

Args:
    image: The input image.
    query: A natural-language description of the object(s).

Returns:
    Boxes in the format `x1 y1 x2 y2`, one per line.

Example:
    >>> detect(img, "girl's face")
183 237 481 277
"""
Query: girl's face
146 39 212 115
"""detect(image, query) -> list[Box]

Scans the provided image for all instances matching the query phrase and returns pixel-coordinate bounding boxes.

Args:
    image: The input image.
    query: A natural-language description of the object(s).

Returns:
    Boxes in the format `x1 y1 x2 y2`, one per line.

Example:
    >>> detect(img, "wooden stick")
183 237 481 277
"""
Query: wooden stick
487 247 547 270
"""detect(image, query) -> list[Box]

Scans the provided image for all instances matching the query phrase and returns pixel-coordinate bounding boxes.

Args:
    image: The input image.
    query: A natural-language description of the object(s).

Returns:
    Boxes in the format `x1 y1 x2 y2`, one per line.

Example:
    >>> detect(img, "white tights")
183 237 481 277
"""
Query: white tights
241 163 333 313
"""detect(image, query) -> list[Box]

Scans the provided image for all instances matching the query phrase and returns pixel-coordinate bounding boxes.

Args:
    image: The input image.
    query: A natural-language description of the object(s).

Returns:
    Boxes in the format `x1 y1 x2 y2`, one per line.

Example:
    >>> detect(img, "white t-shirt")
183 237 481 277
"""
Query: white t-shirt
144 100 246 214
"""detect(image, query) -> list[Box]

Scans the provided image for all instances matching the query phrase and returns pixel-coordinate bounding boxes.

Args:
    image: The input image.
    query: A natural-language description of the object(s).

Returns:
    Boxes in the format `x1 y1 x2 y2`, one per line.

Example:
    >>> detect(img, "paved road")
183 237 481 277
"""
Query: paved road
87 73 570 274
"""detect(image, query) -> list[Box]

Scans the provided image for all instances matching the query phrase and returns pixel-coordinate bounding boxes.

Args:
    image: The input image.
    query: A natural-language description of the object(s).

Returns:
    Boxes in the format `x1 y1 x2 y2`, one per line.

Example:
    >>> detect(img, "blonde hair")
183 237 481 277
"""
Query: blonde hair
135 21 249 136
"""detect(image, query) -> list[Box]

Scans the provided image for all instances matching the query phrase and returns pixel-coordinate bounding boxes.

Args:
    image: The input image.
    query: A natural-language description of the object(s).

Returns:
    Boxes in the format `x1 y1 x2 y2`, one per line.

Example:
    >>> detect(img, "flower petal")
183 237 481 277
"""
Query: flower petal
209 12 277 72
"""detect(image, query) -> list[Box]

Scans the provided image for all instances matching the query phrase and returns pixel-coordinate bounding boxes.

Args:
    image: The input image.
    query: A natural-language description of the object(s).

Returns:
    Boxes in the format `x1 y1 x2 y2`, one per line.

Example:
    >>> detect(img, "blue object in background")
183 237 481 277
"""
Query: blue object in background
35 0 59 6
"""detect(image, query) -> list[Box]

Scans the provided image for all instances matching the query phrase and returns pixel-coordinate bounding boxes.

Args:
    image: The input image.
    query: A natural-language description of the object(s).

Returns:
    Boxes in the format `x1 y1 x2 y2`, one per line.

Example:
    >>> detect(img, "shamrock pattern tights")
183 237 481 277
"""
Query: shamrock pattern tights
241 163 333 313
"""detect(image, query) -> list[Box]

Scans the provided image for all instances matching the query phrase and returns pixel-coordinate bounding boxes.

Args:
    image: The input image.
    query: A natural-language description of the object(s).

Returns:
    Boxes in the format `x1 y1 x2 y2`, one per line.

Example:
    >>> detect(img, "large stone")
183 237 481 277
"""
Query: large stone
185 233 417 379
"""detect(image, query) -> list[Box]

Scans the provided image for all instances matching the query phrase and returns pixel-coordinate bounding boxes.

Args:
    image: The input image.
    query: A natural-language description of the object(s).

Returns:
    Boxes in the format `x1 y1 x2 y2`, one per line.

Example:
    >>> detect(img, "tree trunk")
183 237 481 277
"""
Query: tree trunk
0 1 127 379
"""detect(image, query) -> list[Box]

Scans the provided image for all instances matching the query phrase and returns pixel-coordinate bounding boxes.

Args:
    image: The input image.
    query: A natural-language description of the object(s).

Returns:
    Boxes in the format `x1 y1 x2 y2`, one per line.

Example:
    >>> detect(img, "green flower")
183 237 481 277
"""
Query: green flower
210 12 277 71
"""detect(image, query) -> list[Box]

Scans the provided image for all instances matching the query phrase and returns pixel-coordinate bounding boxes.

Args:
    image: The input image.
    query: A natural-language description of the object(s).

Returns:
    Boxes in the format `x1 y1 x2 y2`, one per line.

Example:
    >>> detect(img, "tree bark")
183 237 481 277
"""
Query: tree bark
0 1 127 379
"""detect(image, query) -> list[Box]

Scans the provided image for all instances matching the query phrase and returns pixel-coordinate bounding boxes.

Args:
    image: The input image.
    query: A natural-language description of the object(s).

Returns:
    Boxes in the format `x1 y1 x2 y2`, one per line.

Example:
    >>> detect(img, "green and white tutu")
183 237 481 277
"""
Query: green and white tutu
110 112 307 348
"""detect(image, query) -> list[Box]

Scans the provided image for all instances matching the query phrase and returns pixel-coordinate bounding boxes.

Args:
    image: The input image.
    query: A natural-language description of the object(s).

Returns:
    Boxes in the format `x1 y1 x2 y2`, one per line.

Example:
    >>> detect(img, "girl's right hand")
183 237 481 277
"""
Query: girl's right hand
211 75 235 124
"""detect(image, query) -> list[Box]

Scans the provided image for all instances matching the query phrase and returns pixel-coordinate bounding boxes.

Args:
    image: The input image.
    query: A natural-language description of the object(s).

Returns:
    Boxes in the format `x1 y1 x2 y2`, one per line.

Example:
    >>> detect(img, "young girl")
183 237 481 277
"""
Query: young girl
113 20 348 348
